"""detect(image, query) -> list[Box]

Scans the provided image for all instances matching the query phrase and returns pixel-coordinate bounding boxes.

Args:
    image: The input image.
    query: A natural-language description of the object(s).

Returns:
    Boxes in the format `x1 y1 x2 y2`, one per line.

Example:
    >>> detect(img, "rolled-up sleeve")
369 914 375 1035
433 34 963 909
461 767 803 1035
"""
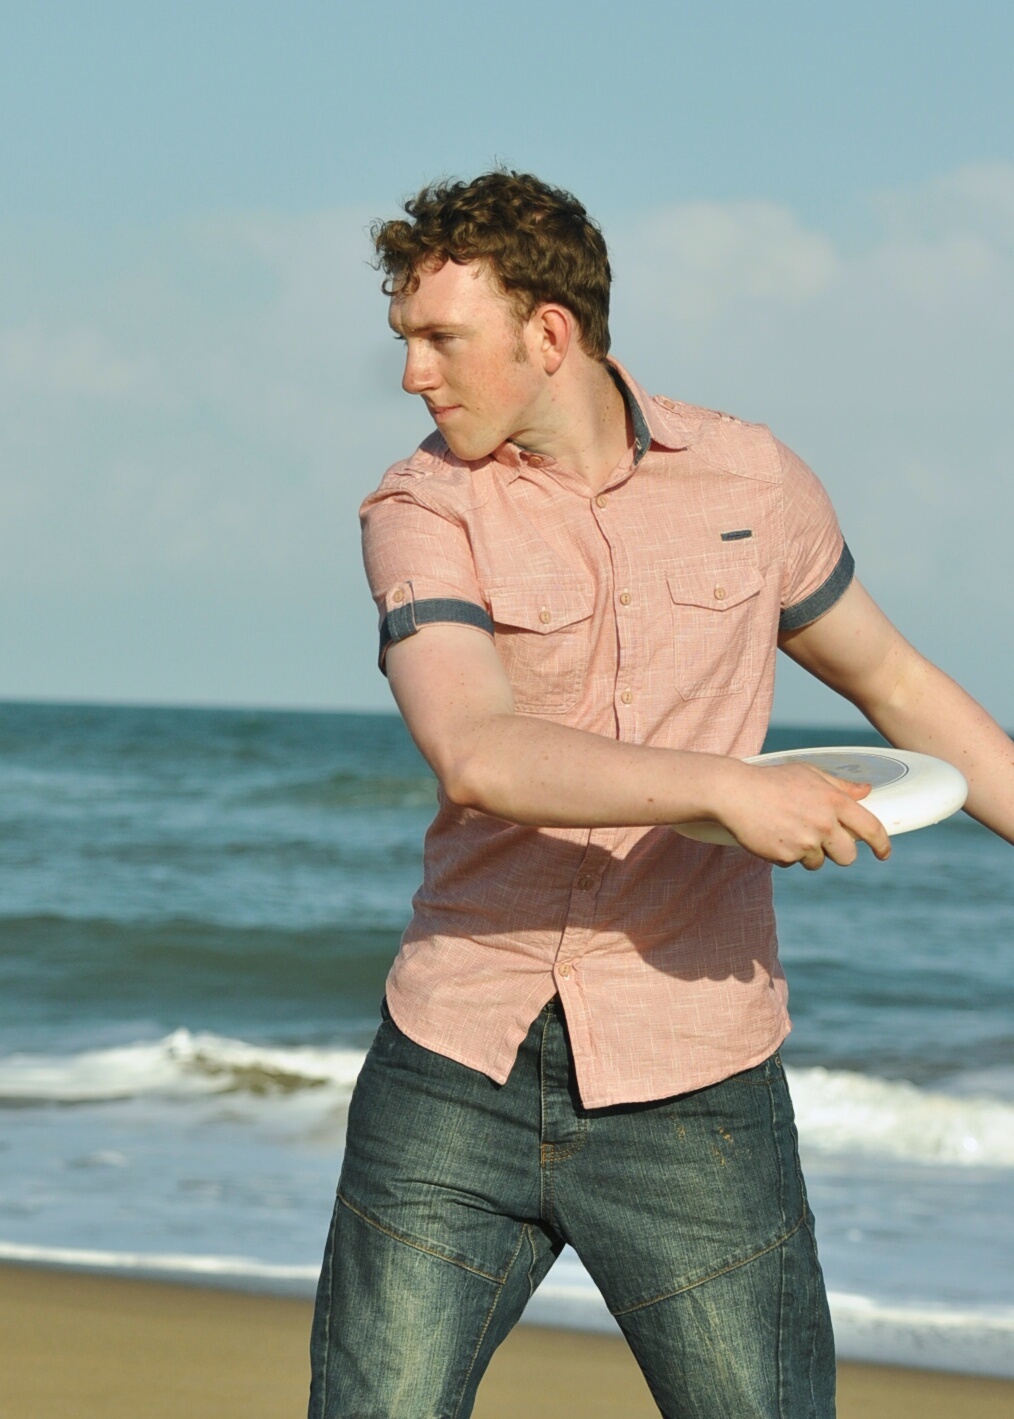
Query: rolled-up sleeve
361 477 494 672
776 439 854 632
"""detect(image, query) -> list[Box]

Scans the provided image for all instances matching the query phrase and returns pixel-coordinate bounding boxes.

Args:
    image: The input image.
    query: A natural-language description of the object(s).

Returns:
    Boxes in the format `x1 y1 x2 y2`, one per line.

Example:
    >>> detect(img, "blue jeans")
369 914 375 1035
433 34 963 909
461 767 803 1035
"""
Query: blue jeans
309 1000 834 1418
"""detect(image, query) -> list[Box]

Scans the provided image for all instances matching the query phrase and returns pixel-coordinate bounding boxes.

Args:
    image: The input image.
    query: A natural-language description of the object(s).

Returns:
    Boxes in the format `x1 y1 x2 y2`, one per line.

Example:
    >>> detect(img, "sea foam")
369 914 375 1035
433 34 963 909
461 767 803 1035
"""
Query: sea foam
1 1031 1013 1169
0 1030 363 1104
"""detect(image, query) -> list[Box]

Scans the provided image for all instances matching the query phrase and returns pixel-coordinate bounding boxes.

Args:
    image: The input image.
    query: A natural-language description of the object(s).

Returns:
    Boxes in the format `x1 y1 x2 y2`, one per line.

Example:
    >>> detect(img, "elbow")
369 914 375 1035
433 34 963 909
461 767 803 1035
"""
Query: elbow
439 742 511 816
441 754 495 812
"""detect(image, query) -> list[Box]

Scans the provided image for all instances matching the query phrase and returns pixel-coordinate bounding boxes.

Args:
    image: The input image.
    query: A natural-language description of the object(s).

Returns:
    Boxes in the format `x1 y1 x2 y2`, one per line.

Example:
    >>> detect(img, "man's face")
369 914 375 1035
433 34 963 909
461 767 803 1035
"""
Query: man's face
388 259 545 462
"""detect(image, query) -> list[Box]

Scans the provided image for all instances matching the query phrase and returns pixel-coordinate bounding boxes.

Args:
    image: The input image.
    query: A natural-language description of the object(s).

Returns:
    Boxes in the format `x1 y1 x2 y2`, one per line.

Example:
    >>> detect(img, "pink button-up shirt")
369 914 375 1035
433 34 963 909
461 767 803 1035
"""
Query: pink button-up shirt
360 361 851 1108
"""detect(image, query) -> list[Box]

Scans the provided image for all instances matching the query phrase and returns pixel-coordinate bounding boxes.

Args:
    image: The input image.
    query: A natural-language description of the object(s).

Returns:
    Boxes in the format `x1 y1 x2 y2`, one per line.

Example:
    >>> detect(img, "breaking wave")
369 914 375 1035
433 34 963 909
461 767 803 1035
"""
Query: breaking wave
2 1034 1013 1168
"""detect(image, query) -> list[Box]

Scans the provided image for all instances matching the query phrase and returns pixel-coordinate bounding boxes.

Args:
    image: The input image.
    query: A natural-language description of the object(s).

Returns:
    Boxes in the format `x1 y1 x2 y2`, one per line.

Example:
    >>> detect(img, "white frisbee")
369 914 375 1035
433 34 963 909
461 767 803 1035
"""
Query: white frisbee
674 746 968 847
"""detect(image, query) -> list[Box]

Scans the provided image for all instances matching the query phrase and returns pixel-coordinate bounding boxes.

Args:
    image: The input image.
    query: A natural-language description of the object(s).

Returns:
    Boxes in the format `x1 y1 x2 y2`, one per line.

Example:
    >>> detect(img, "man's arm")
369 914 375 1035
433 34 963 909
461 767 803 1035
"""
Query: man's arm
385 624 892 869
780 579 1014 844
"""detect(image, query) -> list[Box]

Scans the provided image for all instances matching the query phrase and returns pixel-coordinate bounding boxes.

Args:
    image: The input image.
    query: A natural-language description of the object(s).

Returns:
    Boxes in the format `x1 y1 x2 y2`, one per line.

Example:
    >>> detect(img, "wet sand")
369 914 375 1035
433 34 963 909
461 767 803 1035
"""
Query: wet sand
1 1264 1011 1417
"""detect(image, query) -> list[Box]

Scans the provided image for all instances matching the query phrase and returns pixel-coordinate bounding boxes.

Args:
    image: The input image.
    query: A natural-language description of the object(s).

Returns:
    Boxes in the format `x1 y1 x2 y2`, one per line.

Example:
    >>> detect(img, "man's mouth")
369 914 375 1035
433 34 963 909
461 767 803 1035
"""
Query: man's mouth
427 402 460 419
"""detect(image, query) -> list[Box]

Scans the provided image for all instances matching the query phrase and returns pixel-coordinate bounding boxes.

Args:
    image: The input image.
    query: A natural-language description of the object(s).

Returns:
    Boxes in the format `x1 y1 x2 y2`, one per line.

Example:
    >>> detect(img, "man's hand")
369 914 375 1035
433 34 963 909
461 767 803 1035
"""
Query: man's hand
711 760 892 870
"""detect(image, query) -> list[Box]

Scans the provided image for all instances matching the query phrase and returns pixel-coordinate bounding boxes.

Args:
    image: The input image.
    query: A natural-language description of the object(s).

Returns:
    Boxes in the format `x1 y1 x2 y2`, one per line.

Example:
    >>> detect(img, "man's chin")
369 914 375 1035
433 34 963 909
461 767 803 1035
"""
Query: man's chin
440 431 500 463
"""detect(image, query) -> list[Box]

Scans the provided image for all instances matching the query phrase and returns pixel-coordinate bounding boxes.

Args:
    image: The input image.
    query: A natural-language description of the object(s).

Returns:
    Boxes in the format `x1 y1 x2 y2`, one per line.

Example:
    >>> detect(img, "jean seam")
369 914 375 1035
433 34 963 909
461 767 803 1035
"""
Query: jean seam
450 1225 529 1419
767 1049 790 1417
337 1192 510 1284
524 1223 539 1296
610 1210 806 1317
312 1197 338 1416
776 1187 788 1418
774 1052 824 1417
803 1211 824 1417
538 1009 553 1226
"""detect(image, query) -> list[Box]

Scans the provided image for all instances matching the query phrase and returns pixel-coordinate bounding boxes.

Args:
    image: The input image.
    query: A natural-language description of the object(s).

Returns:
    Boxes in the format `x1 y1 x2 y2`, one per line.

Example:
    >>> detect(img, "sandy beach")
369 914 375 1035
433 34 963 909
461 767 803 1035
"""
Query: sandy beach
1 1264 1011 1417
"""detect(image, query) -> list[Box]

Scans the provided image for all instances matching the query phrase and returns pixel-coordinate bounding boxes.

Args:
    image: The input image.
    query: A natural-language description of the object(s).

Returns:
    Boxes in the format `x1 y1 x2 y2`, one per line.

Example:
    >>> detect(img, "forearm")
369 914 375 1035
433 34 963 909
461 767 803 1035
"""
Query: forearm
446 713 737 827
388 625 890 864
853 653 1014 844
780 580 1014 846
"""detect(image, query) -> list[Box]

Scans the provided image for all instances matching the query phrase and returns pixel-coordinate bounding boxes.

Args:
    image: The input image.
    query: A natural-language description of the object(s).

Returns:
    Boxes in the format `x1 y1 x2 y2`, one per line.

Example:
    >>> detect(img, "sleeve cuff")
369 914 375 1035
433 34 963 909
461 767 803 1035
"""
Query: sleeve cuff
379 597 495 672
779 542 855 632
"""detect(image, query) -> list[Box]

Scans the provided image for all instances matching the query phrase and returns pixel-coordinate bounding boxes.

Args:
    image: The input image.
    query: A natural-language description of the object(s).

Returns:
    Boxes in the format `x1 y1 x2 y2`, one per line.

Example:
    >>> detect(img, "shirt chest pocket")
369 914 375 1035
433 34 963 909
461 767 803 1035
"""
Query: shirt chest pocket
665 560 766 699
485 577 594 715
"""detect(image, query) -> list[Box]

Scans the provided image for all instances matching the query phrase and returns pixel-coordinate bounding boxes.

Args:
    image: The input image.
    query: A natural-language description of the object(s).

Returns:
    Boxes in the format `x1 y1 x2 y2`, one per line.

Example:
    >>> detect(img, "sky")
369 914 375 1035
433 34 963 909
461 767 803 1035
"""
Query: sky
2 0 1012 725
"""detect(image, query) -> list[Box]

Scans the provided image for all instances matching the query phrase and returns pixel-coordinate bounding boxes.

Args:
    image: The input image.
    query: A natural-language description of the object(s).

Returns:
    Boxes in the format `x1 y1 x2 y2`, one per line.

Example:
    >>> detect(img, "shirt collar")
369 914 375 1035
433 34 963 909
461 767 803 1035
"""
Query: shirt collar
489 357 697 482
606 357 699 457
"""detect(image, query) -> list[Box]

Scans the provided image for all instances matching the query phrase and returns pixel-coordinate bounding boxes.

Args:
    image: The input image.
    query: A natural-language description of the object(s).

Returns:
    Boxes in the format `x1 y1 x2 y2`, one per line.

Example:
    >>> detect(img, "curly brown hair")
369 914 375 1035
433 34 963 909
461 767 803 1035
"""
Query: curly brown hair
371 171 612 360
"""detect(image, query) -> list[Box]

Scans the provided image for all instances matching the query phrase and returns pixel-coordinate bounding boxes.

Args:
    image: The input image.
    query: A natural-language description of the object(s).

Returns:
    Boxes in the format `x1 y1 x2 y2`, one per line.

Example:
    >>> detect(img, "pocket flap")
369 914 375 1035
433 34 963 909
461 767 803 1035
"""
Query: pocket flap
666 561 764 612
486 579 594 633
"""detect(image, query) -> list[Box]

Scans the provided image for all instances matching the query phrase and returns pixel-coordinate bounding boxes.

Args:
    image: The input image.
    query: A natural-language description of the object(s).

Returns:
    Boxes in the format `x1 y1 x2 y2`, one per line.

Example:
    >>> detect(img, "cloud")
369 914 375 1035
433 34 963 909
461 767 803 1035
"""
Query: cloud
624 201 839 324
1 167 1011 716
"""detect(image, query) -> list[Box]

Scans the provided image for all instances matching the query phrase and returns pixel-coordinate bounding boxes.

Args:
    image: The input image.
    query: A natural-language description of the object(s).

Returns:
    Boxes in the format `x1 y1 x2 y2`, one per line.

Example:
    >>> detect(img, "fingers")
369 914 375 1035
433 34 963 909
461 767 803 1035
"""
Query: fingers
764 767 891 868
800 845 826 872
813 772 892 862
836 795 892 861
724 761 893 869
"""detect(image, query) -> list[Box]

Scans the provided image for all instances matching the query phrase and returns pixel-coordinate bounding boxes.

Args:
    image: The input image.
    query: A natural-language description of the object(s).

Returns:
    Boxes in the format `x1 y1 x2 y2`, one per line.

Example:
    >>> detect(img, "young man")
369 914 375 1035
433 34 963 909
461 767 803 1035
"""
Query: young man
309 172 1013 1419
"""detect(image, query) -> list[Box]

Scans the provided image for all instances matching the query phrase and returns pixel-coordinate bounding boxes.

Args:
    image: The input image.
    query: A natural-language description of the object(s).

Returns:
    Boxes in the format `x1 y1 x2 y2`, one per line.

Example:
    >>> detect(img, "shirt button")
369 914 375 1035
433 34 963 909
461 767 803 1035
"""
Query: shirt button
539 608 551 624
714 586 727 601
392 589 405 605
576 873 594 890
619 590 632 606
558 963 571 978
620 689 633 705
595 494 608 508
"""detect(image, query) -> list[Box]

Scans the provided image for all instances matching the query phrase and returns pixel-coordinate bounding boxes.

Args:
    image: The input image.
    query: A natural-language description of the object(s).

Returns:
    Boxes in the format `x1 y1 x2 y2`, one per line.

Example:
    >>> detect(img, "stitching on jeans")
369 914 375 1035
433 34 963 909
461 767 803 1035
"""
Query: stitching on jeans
337 1193 508 1284
804 1213 822 1416
768 1052 790 1415
311 1196 339 1418
547 1121 588 1164
610 1211 806 1317
776 1184 787 1416
451 1227 528 1419
524 1224 540 1297
538 1010 554 1227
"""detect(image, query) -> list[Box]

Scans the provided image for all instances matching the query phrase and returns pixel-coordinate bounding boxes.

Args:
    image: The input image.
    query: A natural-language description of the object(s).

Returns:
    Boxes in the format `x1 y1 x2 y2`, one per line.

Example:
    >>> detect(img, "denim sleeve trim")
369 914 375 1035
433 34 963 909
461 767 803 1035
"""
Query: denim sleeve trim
779 542 855 632
379 597 495 672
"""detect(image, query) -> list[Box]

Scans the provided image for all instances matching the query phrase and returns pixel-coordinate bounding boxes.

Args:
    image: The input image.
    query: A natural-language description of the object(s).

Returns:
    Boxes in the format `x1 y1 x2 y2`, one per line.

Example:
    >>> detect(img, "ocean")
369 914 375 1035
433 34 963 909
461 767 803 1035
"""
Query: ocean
1 700 1012 1376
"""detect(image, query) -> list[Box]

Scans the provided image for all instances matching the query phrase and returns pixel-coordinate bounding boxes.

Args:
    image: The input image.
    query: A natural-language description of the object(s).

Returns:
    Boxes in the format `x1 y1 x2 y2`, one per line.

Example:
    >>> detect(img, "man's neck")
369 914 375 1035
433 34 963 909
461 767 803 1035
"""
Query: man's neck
514 360 633 493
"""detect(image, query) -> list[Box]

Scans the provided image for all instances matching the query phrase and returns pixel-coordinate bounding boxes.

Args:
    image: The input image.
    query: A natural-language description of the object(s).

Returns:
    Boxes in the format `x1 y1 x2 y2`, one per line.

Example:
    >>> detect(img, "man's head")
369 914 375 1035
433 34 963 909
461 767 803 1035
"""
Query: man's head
371 170 612 361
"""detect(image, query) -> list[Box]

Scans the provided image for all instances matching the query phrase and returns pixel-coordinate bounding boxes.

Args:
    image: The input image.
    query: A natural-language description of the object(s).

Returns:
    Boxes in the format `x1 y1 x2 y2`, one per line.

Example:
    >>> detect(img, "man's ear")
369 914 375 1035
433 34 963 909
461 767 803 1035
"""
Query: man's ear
533 304 572 374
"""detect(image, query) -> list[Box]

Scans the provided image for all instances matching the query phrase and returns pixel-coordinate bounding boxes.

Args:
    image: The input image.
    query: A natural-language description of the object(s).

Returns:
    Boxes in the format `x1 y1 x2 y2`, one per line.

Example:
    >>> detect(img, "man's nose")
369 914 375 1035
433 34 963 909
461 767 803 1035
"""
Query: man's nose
402 344 436 395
